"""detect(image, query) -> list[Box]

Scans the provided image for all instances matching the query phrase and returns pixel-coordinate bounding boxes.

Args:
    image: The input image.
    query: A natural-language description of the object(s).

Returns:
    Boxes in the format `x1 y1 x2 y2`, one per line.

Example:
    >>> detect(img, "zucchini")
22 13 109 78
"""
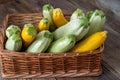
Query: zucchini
43 4 56 32
21 23 37 48
85 10 106 37
70 31 107 52
52 8 68 27
26 30 53 53
48 35 76 53
70 8 85 20
53 17 89 41
5 34 22 51
6 25 21 38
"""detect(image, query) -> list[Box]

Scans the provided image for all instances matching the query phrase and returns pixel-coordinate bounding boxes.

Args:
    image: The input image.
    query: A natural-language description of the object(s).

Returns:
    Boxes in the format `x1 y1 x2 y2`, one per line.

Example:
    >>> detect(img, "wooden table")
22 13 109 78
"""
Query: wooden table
0 0 120 80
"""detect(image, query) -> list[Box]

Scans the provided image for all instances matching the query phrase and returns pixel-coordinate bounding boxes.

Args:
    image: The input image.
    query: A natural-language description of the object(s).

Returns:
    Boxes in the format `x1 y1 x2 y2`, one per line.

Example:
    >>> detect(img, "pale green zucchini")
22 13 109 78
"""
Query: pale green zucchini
5 34 22 51
85 10 106 37
6 25 21 38
48 35 76 53
70 8 85 20
43 4 56 32
53 18 89 41
26 30 53 53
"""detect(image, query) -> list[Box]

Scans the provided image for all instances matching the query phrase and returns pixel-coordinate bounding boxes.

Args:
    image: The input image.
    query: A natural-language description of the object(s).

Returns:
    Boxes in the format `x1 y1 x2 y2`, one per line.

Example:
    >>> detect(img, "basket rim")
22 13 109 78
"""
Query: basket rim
4 13 71 17
0 13 104 57
1 70 102 78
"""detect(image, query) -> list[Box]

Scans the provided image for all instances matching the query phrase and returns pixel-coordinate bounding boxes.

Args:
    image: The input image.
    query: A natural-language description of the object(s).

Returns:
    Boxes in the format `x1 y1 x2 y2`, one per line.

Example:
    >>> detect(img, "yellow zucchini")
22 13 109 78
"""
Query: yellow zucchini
38 18 50 31
52 8 68 27
21 24 37 48
70 31 107 52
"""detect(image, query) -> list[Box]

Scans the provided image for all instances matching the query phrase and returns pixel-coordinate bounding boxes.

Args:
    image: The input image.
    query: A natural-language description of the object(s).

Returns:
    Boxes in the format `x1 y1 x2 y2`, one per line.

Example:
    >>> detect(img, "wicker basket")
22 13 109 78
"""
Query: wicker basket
0 13 103 78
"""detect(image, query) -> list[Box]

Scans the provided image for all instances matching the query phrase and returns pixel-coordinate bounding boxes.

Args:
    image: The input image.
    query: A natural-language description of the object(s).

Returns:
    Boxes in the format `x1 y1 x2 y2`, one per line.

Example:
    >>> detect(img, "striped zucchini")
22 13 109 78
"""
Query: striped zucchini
26 30 53 53
53 17 89 41
48 35 76 53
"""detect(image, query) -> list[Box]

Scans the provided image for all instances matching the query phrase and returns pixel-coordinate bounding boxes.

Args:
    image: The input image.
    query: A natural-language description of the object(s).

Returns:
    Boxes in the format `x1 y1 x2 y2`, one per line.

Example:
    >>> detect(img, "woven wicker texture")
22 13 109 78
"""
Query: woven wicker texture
0 13 103 78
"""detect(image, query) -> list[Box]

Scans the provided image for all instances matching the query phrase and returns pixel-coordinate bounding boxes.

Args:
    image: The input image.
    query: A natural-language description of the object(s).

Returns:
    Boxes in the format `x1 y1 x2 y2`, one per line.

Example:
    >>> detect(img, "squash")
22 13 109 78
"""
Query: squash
5 34 22 51
53 18 89 41
43 4 56 32
48 35 76 53
85 10 106 37
52 8 68 27
6 25 21 38
38 18 50 31
70 8 85 20
70 31 107 52
21 24 37 48
26 30 53 53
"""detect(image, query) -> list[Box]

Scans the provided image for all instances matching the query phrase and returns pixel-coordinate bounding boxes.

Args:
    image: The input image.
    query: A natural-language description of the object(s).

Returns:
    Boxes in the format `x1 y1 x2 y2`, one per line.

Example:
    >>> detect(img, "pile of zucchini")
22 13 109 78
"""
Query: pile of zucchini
5 4 107 54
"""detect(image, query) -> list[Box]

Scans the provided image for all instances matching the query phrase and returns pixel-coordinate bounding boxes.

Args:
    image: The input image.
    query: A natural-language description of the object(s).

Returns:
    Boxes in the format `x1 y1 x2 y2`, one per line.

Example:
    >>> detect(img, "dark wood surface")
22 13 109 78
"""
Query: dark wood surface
0 0 120 80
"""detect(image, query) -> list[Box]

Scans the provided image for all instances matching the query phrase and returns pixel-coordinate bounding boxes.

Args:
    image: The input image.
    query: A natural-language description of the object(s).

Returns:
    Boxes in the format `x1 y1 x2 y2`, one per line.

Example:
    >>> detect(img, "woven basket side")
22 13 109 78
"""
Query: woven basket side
0 50 102 78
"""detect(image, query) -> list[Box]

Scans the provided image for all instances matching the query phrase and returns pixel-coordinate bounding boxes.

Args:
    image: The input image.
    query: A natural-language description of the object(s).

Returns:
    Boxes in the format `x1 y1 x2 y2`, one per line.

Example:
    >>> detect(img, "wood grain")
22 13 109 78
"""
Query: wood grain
0 0 120 80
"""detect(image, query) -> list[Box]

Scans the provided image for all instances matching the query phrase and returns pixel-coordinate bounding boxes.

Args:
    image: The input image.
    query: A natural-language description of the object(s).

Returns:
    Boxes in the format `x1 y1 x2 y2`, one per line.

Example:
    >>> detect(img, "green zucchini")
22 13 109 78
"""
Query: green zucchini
26 30 53 53
43 4 56 32
48 35 76 53
6 25 21 38
5 34 22 51
70 8 85 20
85 10 106 37
53 17 89 41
